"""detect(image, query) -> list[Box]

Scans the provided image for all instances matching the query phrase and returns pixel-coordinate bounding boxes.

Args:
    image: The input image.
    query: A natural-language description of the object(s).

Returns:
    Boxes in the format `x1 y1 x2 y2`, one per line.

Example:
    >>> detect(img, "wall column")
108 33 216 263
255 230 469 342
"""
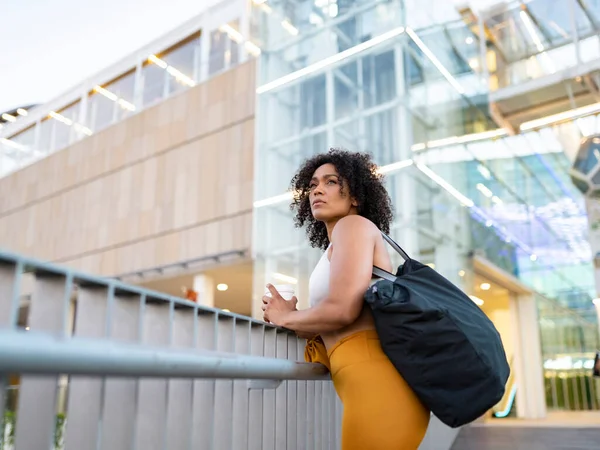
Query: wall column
193 274 215 308
511 293 547 419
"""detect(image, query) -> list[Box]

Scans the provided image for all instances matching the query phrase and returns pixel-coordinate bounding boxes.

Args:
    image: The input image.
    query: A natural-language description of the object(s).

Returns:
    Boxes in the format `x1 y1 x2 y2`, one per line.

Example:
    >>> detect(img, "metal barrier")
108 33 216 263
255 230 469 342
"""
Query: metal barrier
0 251 341 450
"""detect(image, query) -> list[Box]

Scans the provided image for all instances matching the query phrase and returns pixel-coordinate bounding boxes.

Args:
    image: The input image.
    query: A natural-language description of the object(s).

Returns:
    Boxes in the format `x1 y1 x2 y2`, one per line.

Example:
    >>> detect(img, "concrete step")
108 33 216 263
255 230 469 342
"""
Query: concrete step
451 425 600 450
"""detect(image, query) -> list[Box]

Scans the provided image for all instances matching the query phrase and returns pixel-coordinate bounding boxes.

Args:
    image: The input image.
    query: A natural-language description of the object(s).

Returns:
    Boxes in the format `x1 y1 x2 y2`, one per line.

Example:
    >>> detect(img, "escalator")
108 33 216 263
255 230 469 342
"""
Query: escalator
491 357 517 419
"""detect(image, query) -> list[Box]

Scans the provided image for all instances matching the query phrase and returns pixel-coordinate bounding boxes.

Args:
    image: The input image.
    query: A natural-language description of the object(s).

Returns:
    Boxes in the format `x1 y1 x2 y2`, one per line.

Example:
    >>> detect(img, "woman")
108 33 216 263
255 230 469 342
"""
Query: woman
262 149 430 450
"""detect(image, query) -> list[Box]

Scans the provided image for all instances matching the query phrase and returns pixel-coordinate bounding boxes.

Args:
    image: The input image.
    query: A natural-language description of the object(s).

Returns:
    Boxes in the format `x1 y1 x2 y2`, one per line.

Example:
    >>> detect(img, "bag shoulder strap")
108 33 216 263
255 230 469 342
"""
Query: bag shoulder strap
372 232 410 282
372 266 396 282
380 233 410 261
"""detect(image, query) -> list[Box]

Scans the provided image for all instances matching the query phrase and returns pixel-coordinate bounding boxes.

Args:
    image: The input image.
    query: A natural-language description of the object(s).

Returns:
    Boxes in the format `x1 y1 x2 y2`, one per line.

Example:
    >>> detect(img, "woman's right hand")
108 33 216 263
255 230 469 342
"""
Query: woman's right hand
262 289 316 340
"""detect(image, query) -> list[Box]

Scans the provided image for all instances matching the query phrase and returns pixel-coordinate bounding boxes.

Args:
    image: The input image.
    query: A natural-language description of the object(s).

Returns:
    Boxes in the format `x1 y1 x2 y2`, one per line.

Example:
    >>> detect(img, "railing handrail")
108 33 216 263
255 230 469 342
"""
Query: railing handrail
0 249 274 329
0 329 329 381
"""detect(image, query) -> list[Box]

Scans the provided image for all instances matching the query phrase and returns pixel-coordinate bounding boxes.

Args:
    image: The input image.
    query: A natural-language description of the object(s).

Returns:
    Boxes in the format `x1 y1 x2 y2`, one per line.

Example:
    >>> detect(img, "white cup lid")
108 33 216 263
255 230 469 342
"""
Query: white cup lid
265 284 295 293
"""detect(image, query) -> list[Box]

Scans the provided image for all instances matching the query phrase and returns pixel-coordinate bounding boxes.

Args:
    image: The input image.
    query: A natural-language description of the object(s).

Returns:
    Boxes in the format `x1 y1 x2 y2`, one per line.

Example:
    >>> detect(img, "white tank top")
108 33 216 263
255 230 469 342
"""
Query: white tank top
308 246 380 307
308 248 330 307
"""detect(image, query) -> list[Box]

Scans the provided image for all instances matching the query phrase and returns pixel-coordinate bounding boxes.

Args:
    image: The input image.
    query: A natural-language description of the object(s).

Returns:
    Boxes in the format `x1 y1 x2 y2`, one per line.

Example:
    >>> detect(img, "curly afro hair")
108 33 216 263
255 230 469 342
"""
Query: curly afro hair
290 148 394 250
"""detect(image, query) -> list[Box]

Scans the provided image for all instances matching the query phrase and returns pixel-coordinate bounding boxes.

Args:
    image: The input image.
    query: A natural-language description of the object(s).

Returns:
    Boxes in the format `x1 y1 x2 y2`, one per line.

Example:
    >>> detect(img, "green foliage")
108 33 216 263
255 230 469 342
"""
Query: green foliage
1 411 15 450
1 411 66 450
54 413 66 449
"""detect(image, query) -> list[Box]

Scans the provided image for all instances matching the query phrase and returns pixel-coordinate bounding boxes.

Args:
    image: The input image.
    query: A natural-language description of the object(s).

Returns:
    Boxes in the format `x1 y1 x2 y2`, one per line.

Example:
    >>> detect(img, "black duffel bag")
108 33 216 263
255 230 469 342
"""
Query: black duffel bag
365 233 510 428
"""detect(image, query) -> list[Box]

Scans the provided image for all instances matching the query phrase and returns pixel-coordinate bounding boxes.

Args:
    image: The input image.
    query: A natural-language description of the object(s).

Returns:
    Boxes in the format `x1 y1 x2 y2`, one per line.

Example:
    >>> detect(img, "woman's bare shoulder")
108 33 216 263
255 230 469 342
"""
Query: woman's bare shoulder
332 215 380 240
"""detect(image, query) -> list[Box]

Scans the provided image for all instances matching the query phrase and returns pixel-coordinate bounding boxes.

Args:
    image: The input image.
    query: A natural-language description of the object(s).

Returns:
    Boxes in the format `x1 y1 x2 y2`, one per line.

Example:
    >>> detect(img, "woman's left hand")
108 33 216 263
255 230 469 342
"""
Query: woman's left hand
262 284 298 327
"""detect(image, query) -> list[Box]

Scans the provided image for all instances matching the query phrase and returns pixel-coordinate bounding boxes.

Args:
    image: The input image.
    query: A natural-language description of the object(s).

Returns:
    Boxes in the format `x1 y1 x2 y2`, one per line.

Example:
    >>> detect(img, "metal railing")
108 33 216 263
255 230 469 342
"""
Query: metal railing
0 250 341 450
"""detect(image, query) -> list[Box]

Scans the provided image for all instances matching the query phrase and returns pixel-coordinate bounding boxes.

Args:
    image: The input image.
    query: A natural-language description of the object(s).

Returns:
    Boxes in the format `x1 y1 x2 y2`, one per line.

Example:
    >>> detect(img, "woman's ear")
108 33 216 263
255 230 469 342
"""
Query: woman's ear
351 197 359 207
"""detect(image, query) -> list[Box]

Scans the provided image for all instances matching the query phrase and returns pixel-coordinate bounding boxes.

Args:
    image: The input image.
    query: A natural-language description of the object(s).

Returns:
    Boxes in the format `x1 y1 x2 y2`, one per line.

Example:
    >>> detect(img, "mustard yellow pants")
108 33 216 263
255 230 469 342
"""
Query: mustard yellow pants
306 330 430 450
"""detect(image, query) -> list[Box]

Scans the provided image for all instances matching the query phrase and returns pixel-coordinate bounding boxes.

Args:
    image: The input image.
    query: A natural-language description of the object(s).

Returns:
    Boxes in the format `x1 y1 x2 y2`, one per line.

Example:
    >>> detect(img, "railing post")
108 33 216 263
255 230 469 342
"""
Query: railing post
14 273 71 450
63 285 110 450
99 292 143 450
248 323 266 450
314 370 323 450
232 318 252 450
306 362 317 449
296 338 308 450
164 305 196 450
0 262 20 448
0 262 20 326
213 315 236 450
286 333 298 450
190 311 217 450
133 300 172 450
275 329 289 449
262 327 277 450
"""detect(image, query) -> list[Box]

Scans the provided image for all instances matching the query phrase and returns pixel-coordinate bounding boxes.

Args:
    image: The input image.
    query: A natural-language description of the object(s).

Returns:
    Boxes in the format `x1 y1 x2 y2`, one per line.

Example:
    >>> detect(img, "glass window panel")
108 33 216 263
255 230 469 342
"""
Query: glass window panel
411 112 428 144
88 71 133 132
209 29 227 74
12 125 38 167
412 175 435 231
301 131 328 160
11 125 36 150
88 90 115 132
209 20 241 76
3 125 37 170
529 0 592 43
106 70 136 122
142 62 167 107
263 90 302 144
405 51 424 86
405 37 447 83
255 1 403 84
362 50 396 108
421 29 472 77
485 11 534 62
258 131 328 200
0 144 18 175
38 117 53 154
447 25 481 71
537 292 599 406
163 33 200 95
365 108 398 165
230 25 240 67
334 62 358 120
584 0 600 22
300 75 327 129
52 101 80 151
335 16 358 53
333 119 359 150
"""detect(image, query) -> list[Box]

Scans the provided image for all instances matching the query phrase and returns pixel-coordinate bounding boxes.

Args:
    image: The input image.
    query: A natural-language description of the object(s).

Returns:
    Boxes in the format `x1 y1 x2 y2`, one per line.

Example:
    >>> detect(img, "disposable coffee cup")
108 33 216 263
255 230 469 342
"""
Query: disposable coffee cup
264 284 295 301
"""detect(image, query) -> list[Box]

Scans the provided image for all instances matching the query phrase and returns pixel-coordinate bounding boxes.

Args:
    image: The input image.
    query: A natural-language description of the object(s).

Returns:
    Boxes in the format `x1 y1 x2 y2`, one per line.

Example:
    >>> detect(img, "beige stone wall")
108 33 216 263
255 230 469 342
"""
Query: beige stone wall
0 60 255 276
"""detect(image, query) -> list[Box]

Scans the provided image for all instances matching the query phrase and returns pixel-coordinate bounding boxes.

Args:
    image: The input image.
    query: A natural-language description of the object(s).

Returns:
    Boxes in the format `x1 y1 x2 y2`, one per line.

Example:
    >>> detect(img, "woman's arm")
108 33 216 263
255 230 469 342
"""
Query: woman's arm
269 215 378 333
295 330 318 339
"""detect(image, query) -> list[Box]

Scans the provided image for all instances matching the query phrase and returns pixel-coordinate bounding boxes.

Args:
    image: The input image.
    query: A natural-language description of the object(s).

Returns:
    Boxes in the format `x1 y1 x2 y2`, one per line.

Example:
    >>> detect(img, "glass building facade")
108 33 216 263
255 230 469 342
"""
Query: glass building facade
252 0 600 412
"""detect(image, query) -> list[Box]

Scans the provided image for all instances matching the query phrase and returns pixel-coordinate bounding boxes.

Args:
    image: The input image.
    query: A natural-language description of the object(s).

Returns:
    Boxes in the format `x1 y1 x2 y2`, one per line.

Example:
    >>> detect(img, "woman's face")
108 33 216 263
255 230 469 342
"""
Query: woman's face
308 163 357 222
